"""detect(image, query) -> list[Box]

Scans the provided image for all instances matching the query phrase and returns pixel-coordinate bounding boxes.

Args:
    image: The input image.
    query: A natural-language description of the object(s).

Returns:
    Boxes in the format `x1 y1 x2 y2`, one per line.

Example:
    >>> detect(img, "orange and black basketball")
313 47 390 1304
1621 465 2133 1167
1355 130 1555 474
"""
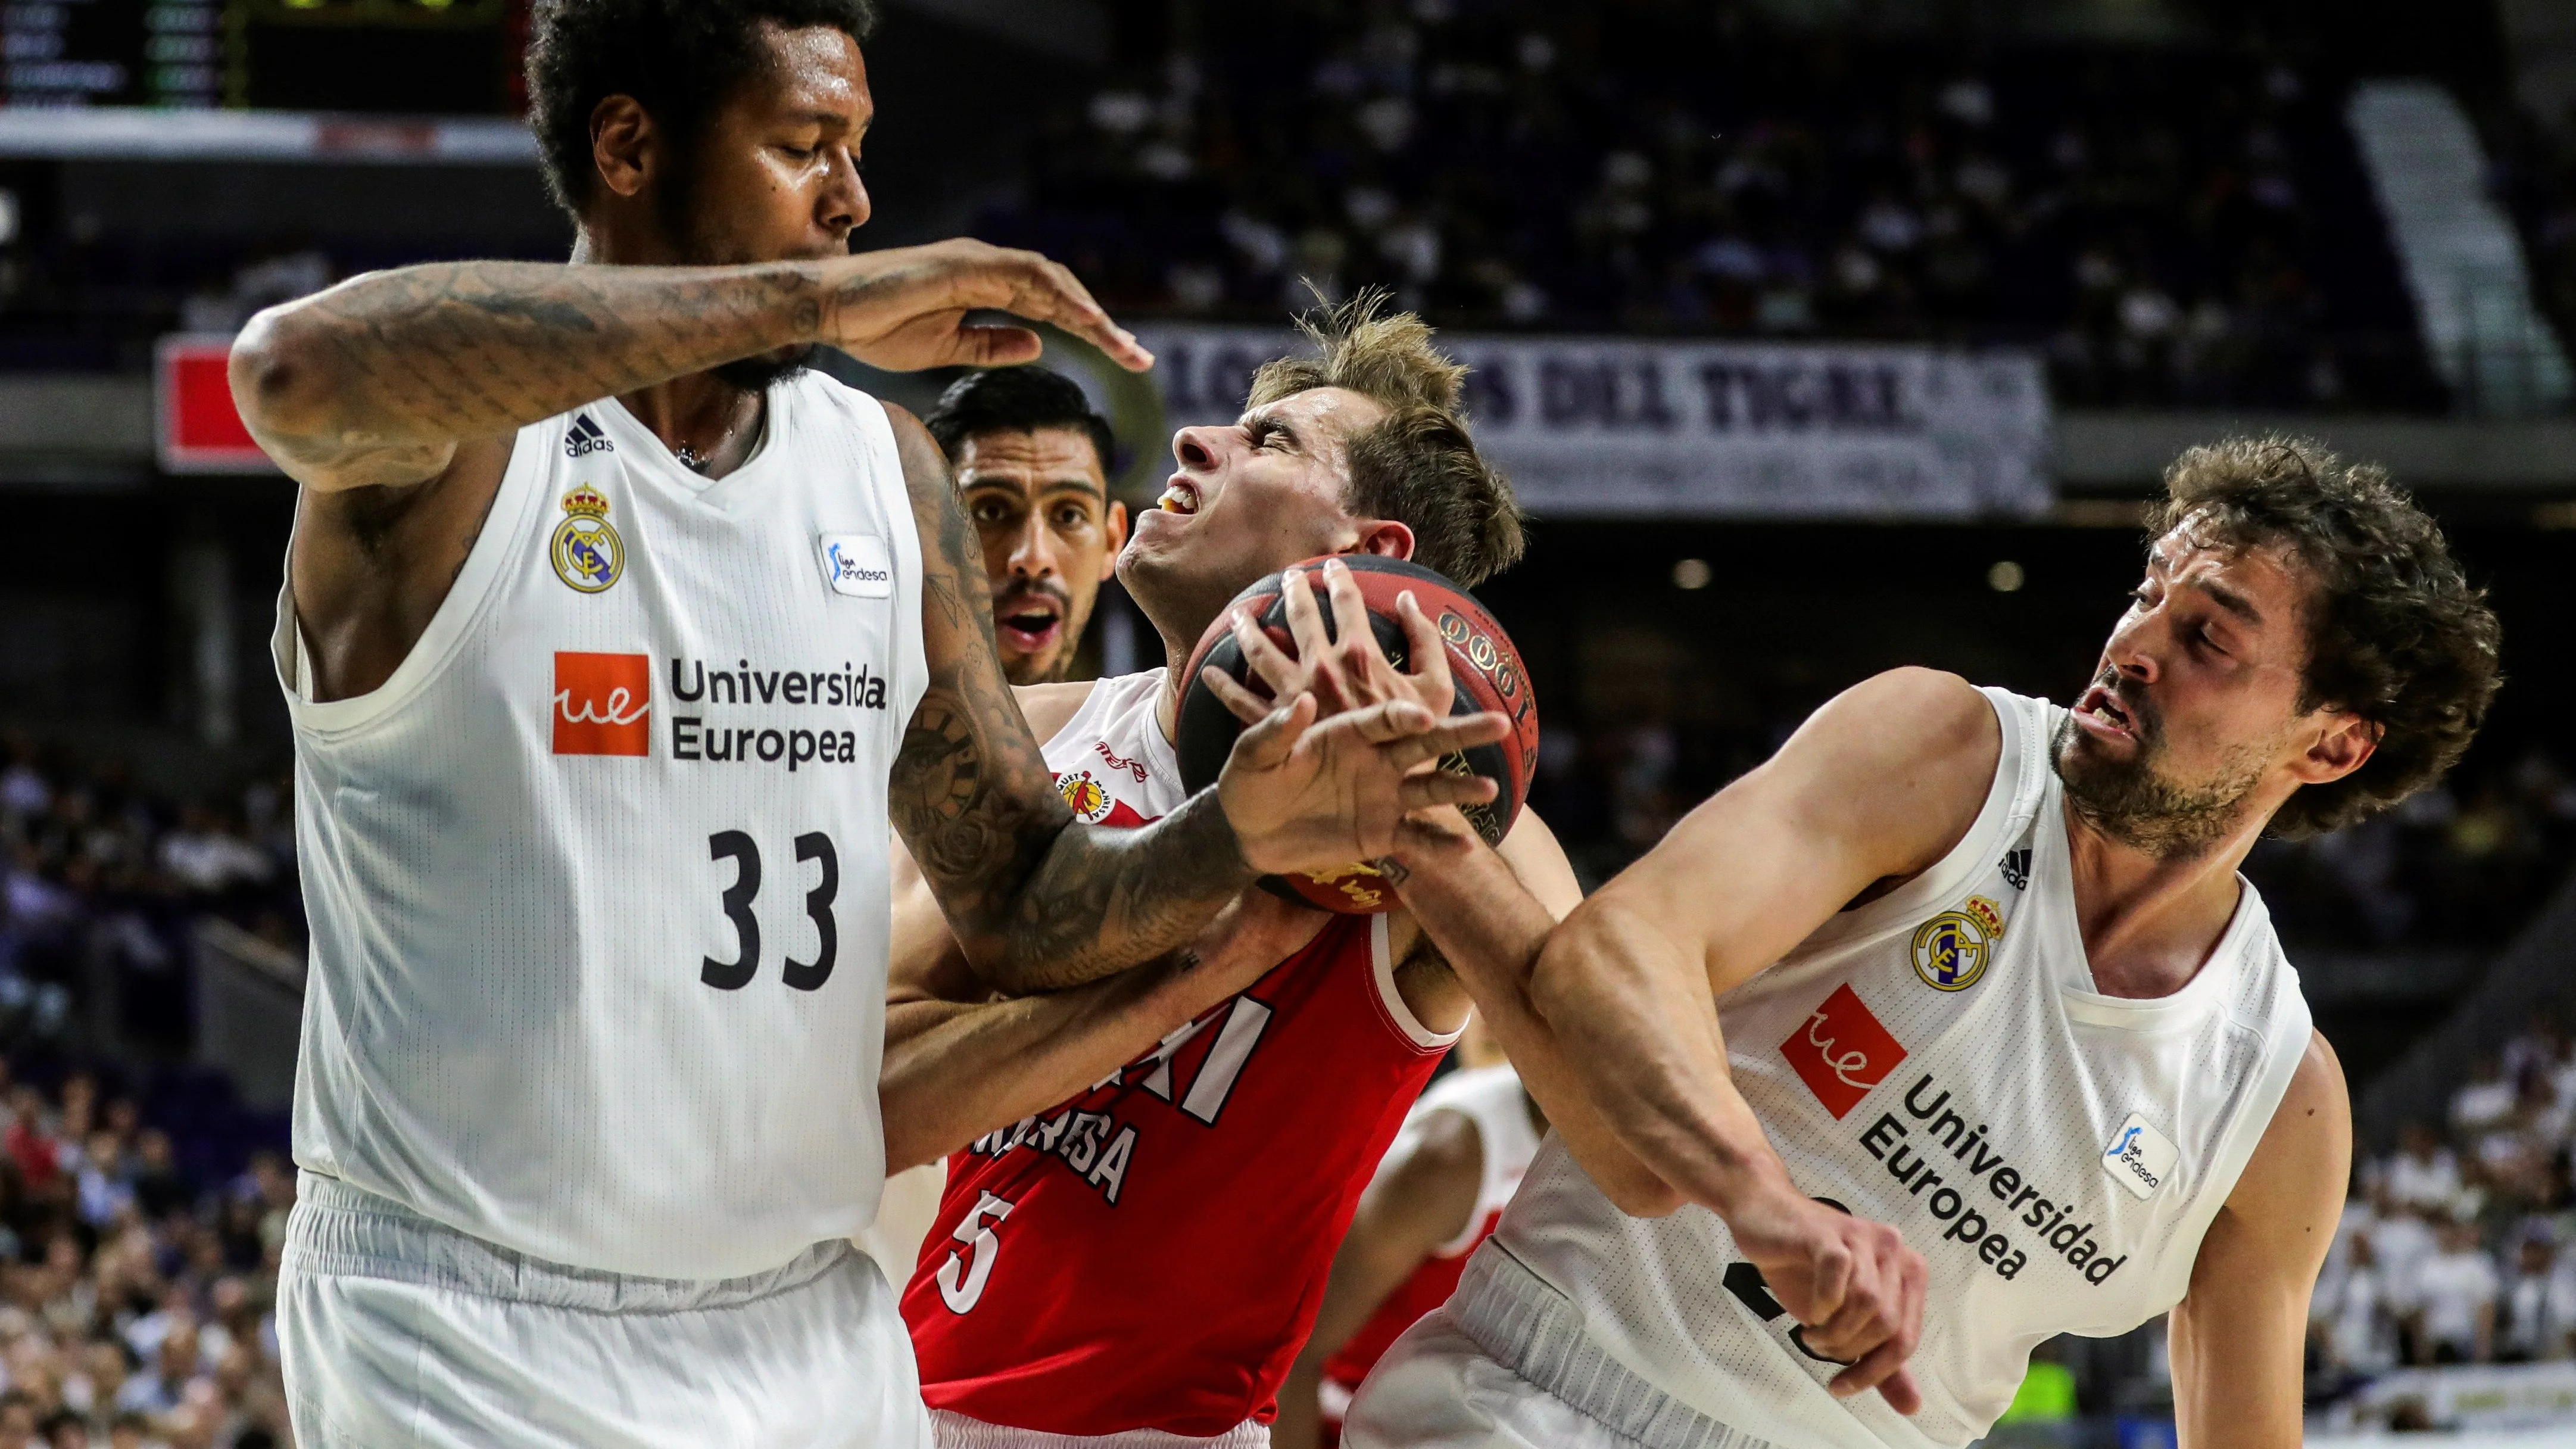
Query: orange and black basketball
1176 554 1540 914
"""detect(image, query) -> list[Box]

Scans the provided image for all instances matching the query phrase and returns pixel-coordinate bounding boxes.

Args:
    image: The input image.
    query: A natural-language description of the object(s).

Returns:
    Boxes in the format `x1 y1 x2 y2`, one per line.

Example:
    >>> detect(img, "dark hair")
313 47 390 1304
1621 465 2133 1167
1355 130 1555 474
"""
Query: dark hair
923 367 1115 479
526 0 880 217
1248 288 1524 588
2151 435 2502 837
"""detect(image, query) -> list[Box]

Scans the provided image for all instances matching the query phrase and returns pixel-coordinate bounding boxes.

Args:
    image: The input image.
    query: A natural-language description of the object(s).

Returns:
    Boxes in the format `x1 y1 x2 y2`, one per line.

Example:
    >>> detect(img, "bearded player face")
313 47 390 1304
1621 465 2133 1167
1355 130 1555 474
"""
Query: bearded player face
2054 520 2350 859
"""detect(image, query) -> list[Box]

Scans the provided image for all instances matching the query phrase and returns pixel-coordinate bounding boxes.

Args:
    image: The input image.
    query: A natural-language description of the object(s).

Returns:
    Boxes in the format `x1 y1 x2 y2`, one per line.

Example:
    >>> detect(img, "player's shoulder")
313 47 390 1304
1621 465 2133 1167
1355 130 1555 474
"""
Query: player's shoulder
1785 668 2000 785
2224 1029 2352 1226
1013 680 1099 745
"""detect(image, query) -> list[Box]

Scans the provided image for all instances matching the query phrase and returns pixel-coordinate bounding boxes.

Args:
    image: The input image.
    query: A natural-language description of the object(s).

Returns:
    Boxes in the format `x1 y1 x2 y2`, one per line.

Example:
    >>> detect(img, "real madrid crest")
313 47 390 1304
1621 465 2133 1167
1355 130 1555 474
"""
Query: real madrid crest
1056 769 1114 823
1911 895 2004 992
551 485 625 594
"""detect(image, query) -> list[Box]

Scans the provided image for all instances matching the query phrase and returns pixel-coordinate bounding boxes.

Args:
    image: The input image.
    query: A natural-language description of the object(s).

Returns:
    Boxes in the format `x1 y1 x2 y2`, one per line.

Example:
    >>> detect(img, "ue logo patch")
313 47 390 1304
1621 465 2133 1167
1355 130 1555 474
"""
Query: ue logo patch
1911 896 2002 992
1781 984 1906 1120
550 486 624 594
819 534 893 598
2102 1113 2179 1201
553 652 651 756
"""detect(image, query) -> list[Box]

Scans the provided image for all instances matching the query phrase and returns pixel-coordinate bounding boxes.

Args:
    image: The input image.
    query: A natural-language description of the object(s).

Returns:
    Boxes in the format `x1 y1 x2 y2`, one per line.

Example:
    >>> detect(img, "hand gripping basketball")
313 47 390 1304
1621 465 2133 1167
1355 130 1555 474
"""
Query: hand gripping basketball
1211 693 1508 880
1178 555 1542 912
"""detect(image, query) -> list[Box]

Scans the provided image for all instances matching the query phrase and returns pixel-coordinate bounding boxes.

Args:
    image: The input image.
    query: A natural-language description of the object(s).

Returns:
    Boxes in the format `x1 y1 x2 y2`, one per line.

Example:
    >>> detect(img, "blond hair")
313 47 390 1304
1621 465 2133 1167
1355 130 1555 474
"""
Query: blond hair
1248 289 1524 588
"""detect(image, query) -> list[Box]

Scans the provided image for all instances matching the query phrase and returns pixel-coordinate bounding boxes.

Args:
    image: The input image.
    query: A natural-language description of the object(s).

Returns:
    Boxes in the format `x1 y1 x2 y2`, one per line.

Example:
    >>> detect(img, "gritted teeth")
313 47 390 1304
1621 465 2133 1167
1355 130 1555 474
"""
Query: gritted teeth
1157 480 1200 513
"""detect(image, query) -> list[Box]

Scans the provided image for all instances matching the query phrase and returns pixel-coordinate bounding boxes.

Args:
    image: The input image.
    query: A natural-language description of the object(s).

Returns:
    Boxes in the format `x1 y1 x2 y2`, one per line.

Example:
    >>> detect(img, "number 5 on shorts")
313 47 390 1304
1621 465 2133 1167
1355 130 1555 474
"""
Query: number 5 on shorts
934 1191 1015 1314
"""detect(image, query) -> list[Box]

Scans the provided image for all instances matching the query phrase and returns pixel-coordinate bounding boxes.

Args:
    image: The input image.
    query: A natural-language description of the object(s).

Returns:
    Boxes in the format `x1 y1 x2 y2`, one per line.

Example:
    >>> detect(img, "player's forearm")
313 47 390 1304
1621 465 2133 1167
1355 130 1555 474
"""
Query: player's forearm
230 260 830 479
972 789 1257 993
880 960 1207 1173
1529 896 1796 1218
1386 840 1681 1214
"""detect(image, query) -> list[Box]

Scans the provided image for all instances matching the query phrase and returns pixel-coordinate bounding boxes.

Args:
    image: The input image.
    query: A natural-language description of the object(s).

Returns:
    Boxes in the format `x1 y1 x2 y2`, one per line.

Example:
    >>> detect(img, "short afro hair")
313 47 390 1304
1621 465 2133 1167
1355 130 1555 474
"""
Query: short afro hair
924 367 1117 479
526 0 879 218
2150 435 2502 837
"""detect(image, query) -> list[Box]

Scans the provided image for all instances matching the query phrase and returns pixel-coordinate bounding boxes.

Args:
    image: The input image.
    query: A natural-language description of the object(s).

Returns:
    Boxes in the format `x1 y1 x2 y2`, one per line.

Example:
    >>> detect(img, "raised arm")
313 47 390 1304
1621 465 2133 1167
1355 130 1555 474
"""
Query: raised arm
230 240 1151 493
2169 1033 2350 1449
881 407 1508 992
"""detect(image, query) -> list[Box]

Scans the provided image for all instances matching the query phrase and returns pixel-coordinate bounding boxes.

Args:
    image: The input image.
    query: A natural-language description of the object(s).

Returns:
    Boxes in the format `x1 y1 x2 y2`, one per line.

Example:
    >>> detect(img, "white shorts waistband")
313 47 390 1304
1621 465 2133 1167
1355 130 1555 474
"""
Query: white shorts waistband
1452 1245 1778 1449
930 1409 1268 1449
283 1170 854 1314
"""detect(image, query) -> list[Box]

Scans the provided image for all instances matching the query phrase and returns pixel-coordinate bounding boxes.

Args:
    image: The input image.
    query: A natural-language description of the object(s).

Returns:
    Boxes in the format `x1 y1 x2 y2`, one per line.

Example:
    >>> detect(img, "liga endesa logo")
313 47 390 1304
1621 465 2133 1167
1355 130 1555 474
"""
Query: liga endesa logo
1780 984 1907 1120
553 652 651 756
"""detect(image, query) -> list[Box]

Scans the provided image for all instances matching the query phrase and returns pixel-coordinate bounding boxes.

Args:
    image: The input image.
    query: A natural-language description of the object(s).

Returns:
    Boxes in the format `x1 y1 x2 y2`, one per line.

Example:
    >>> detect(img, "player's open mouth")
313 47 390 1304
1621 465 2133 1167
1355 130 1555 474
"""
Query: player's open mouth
2075 685 2137 743
1155 478 1200 514
997 600 1063 653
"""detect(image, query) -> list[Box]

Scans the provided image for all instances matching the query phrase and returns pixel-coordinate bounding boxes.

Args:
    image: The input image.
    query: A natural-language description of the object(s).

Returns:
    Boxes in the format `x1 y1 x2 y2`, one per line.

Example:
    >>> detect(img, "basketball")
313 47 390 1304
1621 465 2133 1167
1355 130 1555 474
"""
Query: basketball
1174 554 1540 914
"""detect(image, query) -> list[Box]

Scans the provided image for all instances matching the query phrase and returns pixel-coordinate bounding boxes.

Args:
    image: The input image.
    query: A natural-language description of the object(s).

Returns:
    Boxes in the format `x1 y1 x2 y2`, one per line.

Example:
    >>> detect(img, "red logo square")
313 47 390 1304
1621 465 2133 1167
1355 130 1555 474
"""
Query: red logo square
553 652 651 756
1780 984 1906 1120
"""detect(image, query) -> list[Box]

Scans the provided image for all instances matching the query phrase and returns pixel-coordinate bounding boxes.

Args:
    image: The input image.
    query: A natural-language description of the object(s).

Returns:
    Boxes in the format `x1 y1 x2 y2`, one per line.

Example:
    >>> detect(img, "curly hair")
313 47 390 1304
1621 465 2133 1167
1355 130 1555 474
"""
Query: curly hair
525 0 878 218
1247 288 1525 588
2150 436 2502 837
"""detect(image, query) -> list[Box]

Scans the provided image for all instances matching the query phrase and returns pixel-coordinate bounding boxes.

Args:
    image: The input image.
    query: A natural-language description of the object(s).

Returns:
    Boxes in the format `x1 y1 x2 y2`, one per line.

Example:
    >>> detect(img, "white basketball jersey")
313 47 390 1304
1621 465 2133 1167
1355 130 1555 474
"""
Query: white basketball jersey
1404 1065 1542 1258
273 376 928 1280
1492 688 2313 1449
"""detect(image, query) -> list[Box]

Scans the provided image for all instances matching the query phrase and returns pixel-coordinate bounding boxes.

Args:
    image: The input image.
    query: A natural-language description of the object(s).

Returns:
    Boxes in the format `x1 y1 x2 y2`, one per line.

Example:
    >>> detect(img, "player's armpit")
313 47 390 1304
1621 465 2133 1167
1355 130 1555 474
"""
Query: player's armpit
2169 1032 2350 1449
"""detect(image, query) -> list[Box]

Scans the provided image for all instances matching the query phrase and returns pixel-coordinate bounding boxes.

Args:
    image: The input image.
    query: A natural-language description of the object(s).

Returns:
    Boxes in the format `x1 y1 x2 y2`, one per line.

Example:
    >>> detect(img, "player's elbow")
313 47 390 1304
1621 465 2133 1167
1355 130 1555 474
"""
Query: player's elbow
229 303 341 446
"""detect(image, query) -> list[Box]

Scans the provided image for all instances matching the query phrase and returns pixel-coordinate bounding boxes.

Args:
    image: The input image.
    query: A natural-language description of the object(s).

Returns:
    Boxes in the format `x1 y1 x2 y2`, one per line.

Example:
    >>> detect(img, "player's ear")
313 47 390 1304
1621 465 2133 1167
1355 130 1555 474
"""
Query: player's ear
590 95 656 201
1100 501 1128 579
1350 519 1414 563
2289 711 2379 786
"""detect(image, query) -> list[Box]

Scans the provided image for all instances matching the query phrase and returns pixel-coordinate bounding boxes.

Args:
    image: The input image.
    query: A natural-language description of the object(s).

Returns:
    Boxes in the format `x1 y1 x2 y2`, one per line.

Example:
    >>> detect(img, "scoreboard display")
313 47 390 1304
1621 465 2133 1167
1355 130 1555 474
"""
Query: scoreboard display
3 0 526 114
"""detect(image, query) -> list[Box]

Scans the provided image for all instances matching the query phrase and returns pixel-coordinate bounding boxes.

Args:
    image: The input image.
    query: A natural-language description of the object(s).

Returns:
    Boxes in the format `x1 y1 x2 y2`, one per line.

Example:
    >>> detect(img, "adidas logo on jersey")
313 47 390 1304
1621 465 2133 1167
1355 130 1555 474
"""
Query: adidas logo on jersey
564 414 615 457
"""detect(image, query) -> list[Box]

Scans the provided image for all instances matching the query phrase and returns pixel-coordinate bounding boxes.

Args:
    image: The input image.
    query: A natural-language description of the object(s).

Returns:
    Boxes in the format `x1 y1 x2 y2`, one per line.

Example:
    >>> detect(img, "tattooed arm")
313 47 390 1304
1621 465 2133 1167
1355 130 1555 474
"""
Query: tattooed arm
239 239 1150 702
882 404 1511 993
230 239 1150 494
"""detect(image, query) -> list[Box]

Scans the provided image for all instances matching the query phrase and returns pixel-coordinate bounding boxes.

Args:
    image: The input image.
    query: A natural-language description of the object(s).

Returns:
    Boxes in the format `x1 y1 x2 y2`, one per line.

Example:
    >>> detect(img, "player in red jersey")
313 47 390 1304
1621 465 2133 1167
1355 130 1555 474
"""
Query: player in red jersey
876 292 1583 1447
1274 1023 1545 1449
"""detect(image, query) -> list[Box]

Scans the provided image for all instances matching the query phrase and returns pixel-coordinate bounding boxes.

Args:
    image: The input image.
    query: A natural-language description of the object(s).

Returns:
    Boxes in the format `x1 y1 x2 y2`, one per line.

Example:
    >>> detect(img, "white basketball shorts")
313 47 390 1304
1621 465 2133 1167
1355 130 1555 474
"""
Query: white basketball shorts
279 1172 934 1448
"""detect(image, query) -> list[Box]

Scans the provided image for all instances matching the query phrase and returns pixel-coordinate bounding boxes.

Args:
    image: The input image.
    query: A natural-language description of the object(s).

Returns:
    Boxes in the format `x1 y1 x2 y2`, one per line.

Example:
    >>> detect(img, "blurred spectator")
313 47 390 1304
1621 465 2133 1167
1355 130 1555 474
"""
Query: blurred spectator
2412 1216 2501 1364
2385 1123 2465 1213
2497 1222 2576 1361
2322 1230 2402 1372
2454 1054 2516 1136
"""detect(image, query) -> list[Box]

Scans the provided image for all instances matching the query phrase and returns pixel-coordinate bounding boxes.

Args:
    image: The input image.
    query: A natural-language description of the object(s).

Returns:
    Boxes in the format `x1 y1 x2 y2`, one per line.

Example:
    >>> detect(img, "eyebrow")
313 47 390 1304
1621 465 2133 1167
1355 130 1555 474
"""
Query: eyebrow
1242 413 1301 450
2198 579 2265 627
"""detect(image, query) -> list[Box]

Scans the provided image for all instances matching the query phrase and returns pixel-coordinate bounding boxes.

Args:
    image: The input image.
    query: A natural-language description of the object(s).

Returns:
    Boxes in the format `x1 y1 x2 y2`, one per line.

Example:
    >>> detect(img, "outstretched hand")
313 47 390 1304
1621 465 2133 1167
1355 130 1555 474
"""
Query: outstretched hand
1215 693 1507 877
821 239 1154 374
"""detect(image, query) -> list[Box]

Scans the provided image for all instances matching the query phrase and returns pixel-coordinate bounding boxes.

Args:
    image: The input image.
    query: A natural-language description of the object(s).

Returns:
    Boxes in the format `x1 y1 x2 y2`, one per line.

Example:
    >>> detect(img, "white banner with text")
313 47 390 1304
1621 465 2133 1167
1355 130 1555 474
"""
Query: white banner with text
1131 326 2053 520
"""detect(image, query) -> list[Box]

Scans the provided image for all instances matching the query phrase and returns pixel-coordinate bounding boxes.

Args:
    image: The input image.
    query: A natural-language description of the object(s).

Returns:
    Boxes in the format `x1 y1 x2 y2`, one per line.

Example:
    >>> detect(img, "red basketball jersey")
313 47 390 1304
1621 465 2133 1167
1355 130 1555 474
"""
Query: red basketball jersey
902 669 1461 1438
